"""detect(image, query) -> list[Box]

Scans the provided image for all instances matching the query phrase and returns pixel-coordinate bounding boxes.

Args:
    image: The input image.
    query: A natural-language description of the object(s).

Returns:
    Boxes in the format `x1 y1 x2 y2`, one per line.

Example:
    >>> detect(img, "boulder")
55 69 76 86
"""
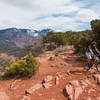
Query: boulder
64 84 74 100
43 75 53 83
64 79 90 100
70 80 83 100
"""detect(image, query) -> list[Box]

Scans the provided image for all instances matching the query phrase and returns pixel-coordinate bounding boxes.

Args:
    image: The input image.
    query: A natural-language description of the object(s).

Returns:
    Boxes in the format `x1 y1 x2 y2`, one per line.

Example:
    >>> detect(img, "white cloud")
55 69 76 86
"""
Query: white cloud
0 0 100 31
91 3 100 15
32 16 84 31
76 9 99 22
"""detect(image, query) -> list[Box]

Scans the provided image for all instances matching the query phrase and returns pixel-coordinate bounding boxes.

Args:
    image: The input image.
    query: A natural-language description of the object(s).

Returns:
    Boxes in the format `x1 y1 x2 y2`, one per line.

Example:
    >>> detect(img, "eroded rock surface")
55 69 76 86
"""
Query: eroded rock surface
64 79 91 100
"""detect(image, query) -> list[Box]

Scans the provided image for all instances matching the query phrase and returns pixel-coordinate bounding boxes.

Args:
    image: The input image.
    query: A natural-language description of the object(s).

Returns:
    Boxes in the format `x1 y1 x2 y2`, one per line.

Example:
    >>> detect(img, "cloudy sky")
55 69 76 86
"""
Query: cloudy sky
0 0 100 31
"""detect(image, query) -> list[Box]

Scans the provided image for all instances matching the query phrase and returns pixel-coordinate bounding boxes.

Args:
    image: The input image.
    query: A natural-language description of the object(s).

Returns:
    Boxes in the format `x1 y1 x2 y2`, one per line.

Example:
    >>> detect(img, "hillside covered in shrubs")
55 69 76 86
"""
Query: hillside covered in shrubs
43 19 100 54
0 19 100 78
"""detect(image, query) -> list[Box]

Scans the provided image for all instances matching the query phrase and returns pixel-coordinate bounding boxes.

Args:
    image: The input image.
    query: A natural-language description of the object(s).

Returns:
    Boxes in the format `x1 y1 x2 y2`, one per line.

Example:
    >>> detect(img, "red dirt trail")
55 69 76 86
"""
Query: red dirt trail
0 50 100 100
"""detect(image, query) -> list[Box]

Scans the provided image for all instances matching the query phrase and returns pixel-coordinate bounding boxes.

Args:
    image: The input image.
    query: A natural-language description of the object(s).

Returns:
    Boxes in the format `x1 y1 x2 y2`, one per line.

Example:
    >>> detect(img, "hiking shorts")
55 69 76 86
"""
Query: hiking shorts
86 52 99 60
86 52 92 60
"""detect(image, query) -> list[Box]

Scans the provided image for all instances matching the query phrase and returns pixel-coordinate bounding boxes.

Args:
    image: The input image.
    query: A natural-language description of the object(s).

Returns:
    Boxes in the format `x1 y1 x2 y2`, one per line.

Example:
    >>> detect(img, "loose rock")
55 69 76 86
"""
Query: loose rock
43 75 53 83
25 83 42 95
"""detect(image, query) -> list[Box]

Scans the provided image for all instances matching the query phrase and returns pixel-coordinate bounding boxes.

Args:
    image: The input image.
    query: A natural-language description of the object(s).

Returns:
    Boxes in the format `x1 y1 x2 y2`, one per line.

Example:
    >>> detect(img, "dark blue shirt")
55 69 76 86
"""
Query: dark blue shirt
87 45 97 54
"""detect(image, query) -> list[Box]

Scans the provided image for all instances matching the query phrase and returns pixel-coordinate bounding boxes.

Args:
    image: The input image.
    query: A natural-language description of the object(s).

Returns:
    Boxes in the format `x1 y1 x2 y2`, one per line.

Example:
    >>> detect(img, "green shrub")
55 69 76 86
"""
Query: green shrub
66 30 94 54
5 53 39 78
43 32 67 46
5 60 25 77
91 19 100 49
24 53 39 76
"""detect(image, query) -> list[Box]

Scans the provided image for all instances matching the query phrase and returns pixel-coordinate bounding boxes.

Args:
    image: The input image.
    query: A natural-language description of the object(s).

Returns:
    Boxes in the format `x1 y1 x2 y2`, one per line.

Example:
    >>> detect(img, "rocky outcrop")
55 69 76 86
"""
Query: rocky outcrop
21 83 42 100
42 75 53 83
63 79 91 100
21 75 54 100
42 75 53 88
25 83 42 95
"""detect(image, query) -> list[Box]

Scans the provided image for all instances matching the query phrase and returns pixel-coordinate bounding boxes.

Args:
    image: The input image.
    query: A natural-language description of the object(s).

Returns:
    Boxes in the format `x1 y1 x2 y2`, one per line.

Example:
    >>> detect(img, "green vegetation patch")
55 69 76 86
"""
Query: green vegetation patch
5 53 39 78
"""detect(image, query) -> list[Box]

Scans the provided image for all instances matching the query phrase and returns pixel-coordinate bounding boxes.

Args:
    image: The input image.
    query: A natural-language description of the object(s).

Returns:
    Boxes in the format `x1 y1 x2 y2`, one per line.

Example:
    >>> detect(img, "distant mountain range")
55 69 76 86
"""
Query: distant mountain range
0 28 54 45
0 28 54 57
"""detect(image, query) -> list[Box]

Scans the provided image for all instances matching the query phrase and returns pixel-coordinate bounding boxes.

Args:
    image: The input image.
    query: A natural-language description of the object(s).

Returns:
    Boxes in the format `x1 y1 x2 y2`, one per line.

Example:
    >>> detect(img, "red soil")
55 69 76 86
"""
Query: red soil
0 50 100 100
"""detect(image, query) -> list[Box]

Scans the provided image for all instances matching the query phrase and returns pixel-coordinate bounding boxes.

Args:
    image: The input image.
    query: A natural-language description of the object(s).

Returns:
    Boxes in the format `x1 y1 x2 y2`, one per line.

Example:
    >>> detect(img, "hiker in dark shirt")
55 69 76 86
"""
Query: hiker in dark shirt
86 41 100 70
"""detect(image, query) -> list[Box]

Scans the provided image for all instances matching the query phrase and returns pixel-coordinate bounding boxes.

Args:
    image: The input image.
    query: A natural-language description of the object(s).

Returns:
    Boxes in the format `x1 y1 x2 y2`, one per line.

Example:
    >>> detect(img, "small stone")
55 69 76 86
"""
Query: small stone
49 56 55 61
66 70 71 75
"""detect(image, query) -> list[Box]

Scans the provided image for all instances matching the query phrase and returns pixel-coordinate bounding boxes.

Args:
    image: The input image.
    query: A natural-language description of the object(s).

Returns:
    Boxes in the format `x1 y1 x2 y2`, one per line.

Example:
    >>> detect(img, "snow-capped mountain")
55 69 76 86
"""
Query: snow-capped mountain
0 28 54 57
0 28 54 41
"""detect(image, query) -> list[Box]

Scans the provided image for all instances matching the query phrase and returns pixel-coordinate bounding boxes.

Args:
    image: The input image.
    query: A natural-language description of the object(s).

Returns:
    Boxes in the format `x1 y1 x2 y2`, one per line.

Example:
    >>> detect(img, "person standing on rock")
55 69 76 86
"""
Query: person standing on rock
86 41 100 70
